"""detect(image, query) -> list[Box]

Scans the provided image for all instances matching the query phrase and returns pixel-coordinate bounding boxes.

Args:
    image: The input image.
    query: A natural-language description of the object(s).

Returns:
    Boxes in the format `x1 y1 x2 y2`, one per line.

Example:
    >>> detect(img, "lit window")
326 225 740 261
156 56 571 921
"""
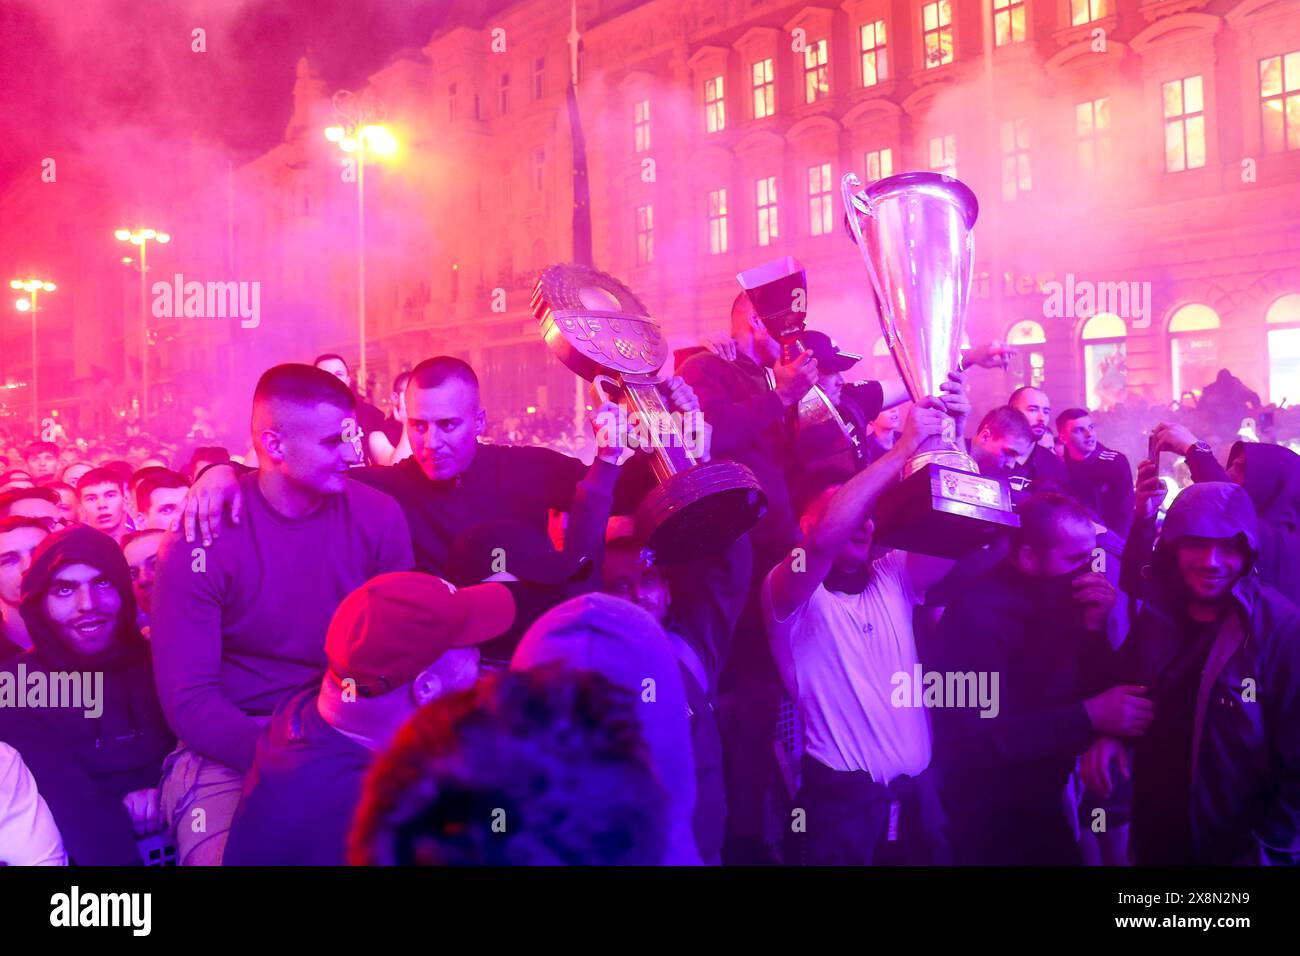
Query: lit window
532 148 546 193
499 73 510 115
1266 293 1300 405
708 189 728 254
636 205 654 264
922 1 954 69
1163 75 1206 172
808 163 833 236
860 20 887 87
752 59 775 119
757 176 779 246
1260 51 1300 153
1071 0 1110 26
1076 97 1112 173
533 57 546 100
865 148 893 183
1080 312 1128 411
1000 118 1031 201
1007 320 1047 389
1167 304 1220 402
928 134 956 178
634 99 651 152
705 76 726 133
993 0 1026 47
804 38 830 103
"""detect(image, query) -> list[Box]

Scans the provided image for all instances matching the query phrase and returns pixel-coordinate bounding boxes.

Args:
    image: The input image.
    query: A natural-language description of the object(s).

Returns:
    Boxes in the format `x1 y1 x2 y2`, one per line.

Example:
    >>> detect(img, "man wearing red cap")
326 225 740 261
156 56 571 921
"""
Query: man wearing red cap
223 573 516 865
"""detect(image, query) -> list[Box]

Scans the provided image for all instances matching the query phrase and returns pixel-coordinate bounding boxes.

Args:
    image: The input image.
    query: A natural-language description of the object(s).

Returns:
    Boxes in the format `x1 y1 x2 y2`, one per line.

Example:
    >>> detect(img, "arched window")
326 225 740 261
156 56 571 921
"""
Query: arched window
1080 312 1127 411
1266 293 1300 405
1006 319 1046 389
871 335 898 381
1168 304 1220 401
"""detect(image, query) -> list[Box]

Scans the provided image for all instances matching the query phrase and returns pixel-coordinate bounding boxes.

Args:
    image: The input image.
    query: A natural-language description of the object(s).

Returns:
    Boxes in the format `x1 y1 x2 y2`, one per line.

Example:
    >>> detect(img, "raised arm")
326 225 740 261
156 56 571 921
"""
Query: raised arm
766 400 946 621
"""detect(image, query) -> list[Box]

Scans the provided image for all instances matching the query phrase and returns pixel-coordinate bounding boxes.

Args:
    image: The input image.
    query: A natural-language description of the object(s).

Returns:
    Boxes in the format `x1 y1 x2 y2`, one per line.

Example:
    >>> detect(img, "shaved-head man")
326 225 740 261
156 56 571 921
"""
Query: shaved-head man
150 363 414 865
1007 386 1069 494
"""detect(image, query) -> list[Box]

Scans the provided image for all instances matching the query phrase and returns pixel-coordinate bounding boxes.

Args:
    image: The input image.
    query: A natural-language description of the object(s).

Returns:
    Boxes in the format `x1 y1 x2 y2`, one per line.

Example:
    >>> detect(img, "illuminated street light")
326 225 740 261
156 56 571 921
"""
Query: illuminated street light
323 88 398 392
115 226 172 423
9 275 56 434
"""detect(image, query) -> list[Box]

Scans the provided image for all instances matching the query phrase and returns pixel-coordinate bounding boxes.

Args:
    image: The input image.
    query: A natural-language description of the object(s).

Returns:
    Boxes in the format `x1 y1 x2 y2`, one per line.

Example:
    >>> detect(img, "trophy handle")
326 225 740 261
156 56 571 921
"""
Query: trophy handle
592 374 619 407
841 172 876 222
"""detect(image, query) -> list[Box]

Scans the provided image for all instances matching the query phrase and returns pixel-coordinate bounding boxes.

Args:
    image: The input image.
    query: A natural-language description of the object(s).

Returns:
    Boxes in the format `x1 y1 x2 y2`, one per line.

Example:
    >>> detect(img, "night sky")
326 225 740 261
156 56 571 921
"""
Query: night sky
0 0 455 194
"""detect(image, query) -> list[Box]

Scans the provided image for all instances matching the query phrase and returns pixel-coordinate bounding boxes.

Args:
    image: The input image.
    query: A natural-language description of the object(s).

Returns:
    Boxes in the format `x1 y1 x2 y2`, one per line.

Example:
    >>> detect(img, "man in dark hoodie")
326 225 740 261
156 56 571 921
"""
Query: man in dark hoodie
0 526 175 865
1149 426 1300 605
1089 482 1300 864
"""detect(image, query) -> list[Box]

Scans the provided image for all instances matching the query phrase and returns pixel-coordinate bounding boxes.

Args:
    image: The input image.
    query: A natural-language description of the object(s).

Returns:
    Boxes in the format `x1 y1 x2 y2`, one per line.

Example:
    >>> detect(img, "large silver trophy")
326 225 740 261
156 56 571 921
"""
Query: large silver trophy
842 171 1017 557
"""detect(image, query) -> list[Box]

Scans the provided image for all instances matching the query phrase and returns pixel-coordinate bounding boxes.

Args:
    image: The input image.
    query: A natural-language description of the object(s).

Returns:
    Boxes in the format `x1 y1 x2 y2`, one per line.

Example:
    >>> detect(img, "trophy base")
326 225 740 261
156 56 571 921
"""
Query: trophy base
873 462 1019 558
635 460 767 565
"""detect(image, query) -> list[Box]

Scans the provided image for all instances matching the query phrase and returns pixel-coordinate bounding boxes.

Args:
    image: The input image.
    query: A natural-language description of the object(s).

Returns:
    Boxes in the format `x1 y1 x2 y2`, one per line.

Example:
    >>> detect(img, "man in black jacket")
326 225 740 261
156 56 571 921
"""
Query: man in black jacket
928 492 1141 864
1058 407 1135 540
1092 481 1300 864
1008 385 1068 493
0 526 175 865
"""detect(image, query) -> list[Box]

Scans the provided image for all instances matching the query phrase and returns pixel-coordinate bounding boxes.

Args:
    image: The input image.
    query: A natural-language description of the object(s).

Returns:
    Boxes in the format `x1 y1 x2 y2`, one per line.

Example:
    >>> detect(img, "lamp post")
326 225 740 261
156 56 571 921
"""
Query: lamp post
324 90 397 393
9 277 56 437
115 227 171 424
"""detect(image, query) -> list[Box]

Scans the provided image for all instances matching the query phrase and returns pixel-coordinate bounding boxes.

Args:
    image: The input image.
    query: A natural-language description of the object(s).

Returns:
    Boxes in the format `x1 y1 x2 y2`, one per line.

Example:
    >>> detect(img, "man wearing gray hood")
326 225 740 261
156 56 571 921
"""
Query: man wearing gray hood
1085 482 1300 864
511 593 702 866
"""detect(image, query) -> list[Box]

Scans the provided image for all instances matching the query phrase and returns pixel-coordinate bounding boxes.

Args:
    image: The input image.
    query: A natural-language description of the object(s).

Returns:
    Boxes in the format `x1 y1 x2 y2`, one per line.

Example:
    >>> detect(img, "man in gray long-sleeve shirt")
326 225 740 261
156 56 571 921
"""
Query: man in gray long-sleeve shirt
150 365 413 865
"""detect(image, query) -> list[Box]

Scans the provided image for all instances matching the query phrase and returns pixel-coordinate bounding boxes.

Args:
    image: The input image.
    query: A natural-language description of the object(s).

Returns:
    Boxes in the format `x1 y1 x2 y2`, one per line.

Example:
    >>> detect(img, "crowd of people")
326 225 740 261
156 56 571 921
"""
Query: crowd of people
0 308 1297 867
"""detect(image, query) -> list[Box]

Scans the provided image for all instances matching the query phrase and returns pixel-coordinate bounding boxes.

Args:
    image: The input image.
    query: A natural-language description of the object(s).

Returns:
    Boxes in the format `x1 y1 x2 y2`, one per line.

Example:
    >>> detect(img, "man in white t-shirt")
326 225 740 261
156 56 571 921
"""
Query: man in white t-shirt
763 380 968 865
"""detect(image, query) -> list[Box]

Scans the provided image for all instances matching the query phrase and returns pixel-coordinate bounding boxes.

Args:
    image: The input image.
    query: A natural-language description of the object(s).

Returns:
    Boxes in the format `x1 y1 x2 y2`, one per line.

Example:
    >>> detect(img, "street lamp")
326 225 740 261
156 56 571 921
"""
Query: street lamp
324 89 397 393
115 226 171 423
9 277 56 436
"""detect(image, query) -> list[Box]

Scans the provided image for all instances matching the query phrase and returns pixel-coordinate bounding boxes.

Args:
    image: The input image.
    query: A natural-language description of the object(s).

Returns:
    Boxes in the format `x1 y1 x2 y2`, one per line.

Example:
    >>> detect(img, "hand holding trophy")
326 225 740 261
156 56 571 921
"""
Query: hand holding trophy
533 263 766 563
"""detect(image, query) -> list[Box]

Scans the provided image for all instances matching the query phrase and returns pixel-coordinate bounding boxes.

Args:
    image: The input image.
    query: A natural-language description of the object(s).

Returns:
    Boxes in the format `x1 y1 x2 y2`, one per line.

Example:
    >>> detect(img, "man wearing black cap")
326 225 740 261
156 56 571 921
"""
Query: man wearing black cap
224 573 517 866
798 329 881 474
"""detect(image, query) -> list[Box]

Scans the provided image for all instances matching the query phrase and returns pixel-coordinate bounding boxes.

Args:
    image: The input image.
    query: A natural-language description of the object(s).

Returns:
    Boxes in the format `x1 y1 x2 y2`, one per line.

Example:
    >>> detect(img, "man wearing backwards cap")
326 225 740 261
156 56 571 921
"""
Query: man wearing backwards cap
223 572 516 866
